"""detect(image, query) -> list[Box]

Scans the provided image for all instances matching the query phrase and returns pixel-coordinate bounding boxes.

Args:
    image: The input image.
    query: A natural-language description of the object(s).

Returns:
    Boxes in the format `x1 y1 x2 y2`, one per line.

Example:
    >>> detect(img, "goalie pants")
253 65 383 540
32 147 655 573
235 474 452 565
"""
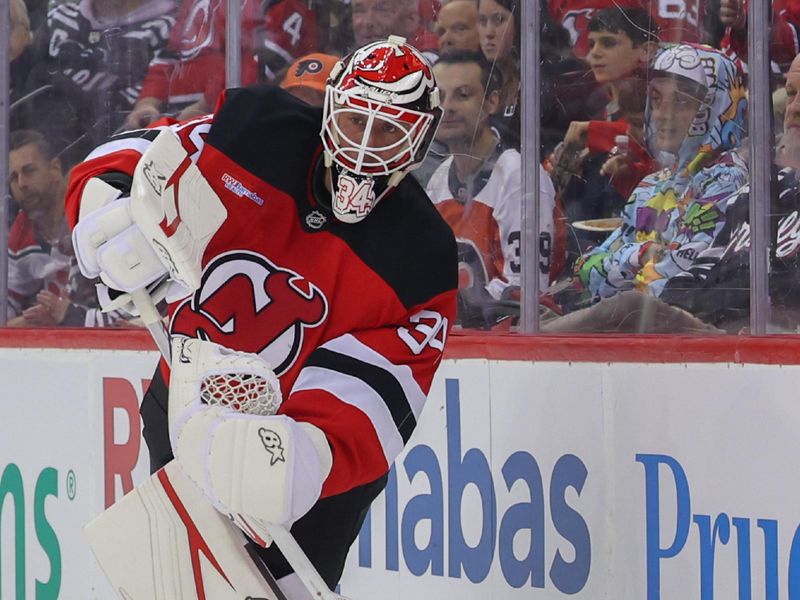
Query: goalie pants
140 366 388 589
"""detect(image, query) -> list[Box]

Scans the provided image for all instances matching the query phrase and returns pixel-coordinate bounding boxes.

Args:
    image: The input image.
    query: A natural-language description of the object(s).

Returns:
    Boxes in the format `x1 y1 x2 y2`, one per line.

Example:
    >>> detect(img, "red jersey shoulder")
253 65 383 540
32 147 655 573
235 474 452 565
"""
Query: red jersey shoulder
8 212 37 255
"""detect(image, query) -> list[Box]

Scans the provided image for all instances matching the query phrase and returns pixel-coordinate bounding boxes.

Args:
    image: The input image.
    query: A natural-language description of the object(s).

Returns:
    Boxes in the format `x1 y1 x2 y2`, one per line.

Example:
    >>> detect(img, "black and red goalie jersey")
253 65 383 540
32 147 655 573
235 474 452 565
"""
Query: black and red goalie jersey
65 84 457 586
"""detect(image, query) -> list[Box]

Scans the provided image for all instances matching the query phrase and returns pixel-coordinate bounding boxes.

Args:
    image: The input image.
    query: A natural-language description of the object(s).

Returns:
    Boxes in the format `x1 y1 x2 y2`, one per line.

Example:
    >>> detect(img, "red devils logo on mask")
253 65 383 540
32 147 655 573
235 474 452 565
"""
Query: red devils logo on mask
340 43 434 105
170 251 328 375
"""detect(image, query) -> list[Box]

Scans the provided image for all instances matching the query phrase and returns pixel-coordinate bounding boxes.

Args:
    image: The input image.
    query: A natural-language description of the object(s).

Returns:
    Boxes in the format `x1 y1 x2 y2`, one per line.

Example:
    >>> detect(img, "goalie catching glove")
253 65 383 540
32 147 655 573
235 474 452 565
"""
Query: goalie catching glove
168 338 333 530
71 128 227 301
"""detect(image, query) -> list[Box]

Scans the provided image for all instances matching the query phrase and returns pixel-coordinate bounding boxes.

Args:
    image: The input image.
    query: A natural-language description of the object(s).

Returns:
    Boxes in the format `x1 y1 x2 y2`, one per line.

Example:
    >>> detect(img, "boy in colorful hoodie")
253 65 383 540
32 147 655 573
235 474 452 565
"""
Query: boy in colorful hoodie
576 44 749 300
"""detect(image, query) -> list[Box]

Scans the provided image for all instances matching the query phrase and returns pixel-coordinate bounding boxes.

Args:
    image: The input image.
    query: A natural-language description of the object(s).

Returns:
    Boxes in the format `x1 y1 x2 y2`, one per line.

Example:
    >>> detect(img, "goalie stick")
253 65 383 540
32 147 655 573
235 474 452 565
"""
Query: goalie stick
86 128 348 600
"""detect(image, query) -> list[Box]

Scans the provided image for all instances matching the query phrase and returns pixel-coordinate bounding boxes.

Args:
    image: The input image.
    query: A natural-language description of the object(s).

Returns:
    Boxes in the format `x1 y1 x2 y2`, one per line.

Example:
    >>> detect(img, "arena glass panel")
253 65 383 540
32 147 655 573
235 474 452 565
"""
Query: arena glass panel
764 1 800 333
3 1 780 338
532 0 755 334
3 0 270 329
5 0 187 329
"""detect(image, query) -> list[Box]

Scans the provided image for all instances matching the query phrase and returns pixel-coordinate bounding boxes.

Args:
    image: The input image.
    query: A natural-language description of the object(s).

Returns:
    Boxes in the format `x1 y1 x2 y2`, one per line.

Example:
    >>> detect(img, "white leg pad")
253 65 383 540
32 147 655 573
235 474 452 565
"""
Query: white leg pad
84 460 282 600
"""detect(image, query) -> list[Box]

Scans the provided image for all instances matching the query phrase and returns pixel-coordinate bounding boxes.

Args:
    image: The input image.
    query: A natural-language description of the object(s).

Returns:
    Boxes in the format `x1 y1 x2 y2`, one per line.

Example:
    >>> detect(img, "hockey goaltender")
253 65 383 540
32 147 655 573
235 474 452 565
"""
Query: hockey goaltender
66 36 457 599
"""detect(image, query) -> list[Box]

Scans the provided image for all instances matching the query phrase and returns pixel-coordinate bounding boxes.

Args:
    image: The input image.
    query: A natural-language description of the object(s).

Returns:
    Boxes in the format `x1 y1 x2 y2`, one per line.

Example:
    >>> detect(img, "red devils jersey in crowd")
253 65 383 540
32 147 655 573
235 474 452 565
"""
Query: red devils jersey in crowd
6 214 71 318
65 85 457 584
548 0 709 57
261 0 321 80
138 0 320 112
719 0 800 73
139 0 264 113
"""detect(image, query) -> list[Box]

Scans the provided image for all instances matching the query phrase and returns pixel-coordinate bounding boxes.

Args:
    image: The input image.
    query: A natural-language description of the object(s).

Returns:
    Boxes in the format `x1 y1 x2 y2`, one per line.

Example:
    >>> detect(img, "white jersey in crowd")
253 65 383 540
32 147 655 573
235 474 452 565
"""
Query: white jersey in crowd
425 147 556 298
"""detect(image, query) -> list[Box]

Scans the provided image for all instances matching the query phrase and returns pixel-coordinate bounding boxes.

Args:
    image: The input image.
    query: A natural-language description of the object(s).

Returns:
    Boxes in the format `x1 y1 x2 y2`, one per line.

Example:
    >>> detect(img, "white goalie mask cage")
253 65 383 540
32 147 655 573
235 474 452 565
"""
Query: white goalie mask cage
321 36 442 223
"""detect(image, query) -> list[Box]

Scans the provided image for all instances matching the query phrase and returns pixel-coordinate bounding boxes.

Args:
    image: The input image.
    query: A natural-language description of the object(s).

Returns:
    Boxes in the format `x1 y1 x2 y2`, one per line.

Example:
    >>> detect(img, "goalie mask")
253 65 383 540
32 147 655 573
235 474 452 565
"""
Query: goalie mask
321 35 442 223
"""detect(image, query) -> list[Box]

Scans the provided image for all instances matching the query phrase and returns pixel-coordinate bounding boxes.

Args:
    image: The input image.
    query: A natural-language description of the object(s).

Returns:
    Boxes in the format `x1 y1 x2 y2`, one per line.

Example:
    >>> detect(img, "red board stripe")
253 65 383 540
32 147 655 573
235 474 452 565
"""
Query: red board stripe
1 328 800 365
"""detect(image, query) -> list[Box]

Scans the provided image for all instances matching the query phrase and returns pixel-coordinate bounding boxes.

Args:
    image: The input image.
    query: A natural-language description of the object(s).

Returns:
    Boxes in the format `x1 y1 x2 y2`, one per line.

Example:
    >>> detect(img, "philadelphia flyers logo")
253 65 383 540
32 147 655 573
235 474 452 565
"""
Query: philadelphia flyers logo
170 251 328 375
294 58 324 77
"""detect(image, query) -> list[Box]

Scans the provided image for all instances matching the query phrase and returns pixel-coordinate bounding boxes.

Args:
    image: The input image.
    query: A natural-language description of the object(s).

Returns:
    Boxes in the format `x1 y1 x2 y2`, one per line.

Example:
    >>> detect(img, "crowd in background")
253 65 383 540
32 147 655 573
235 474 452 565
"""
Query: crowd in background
5 0 800 333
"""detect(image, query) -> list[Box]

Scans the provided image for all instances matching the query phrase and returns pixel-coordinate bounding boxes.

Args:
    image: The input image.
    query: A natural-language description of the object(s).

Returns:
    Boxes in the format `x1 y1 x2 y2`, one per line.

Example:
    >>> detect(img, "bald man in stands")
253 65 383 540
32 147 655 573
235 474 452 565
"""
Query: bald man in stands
436 0 481 54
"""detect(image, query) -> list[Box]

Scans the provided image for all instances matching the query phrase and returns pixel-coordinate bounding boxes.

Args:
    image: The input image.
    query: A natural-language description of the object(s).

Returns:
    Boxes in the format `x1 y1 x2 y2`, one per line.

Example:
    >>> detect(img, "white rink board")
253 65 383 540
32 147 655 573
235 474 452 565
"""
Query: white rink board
2 347 800 599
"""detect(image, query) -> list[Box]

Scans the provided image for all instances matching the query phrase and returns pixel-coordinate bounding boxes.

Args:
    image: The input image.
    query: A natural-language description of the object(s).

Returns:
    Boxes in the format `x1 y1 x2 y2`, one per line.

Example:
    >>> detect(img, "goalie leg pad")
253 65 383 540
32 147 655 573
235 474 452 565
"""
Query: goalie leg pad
85 461 284 600
175 411 333 527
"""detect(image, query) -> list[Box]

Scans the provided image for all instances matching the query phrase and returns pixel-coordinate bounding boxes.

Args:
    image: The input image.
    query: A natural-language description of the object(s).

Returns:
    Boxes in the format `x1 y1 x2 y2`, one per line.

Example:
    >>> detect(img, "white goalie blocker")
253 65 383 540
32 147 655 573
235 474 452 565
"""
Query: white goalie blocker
72 127 227 297
71 127 228 356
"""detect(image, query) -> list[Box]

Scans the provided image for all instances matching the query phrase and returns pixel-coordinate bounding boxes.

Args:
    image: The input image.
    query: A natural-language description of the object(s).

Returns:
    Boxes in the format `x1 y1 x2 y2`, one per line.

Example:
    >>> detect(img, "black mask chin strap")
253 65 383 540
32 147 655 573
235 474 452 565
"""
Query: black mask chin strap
311 154 333 214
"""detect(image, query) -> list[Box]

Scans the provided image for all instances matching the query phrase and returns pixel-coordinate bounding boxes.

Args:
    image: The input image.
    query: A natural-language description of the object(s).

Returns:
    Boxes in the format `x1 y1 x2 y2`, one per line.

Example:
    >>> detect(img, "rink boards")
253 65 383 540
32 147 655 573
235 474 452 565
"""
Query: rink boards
2 334 800 599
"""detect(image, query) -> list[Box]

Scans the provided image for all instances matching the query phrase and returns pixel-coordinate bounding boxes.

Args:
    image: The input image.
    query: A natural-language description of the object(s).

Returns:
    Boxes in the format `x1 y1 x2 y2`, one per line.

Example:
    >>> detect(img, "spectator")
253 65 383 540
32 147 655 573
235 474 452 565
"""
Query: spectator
125 0 266 129
574 44 748 302
583 7 658 119
425 51 558 328
436 0 481 54
478 0 517 62
547 7 659 243
415 0 488 185
351 0 396 46
660 52 800 332
6 130 140 327
477 0 520 147
6 130 72 326
718 0 800 78
18 0 177 166
350 0 437 56
279 52 339 107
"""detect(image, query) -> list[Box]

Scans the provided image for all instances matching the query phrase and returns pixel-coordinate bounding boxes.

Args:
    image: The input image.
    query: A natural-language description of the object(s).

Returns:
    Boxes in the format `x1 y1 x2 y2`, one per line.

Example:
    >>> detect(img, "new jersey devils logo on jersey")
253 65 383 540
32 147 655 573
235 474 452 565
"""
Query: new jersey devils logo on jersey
170 251 328 375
